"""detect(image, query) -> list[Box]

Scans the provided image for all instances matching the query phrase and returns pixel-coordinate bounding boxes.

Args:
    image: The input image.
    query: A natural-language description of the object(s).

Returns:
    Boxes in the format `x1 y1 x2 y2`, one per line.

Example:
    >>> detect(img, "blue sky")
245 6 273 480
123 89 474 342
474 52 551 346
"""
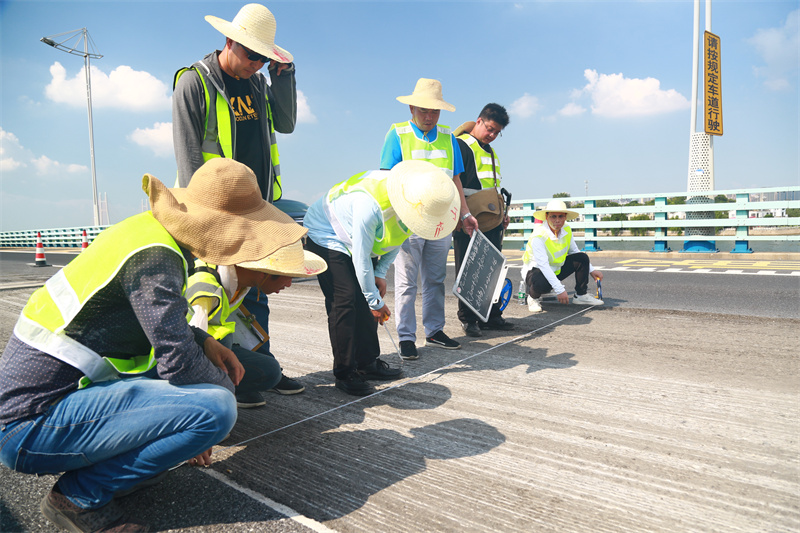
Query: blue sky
1 0 798 231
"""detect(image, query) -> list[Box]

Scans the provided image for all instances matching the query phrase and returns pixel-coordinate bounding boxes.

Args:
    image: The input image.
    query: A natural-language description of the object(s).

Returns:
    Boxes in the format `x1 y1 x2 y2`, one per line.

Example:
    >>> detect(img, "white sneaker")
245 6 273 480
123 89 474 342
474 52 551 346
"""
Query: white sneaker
573 293 604 305
527 296 542 313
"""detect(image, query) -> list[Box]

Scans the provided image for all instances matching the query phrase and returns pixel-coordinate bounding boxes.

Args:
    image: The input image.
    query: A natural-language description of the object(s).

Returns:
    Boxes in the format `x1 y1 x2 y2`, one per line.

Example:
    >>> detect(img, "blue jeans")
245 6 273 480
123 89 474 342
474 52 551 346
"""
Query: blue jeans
0 378 236 510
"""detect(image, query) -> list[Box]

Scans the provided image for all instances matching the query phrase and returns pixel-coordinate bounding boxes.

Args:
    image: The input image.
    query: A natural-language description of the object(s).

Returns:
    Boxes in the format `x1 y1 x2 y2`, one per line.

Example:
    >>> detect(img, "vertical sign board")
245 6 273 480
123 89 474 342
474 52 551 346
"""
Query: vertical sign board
453 229 509 323
704 31 723 136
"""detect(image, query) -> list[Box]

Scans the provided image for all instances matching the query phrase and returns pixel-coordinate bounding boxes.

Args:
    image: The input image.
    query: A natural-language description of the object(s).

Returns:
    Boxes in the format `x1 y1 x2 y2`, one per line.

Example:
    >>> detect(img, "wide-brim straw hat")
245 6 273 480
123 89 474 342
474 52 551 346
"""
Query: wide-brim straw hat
386 160 460 240
206 3 293 63
238 240 327 278
533 199 580 222
396 78 455 112
452 121 475 137
143 158 306 265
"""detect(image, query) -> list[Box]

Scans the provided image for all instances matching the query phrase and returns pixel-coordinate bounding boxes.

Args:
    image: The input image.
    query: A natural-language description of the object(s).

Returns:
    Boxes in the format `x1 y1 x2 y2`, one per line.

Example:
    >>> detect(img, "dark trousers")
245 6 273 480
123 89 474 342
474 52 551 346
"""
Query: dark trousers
453 224 505 324
218 336 282 395
525 252 591 297
305 238 380 379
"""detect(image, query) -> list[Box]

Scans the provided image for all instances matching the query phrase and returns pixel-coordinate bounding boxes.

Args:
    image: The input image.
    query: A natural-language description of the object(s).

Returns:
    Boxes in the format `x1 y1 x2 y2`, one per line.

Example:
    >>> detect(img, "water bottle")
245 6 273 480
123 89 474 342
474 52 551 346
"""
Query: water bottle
518 280 526 305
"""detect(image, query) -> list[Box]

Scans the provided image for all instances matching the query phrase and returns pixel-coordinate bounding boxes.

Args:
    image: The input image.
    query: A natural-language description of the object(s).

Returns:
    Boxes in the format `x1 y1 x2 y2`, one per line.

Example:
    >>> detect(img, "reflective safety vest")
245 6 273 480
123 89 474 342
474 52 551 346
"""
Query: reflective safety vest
392 121 454 177
458 134 501 191
523 225 573 275
326 170 413 256
174 63 283 200
13 212 188 389
185 260 243 340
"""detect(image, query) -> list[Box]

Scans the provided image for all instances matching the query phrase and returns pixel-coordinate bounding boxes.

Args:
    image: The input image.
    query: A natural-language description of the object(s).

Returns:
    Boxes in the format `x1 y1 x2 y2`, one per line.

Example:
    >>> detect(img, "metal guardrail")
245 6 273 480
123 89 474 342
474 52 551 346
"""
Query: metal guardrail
0 226 110 248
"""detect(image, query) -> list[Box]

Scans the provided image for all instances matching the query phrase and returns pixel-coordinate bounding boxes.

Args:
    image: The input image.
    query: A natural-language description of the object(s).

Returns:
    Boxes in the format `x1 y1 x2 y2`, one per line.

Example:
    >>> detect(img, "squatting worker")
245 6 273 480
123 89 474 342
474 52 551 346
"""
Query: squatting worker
303 160 460 396
452 103 515 338
0 159 305 533
521 199 604 313
380 78 478 360
185 241 326 408
172 3 303 396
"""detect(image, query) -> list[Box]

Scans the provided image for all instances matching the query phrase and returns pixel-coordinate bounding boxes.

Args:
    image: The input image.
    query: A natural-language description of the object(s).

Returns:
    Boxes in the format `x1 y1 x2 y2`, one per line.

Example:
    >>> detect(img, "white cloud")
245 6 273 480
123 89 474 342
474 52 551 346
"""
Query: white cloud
0 158 23 172
578 69 689 117
509 93 542 119
45 62 171 111
296 89 317 124
31 155 87 175
558 102 586 117
748 9 799 91
130 122 174 157
0 128 87 177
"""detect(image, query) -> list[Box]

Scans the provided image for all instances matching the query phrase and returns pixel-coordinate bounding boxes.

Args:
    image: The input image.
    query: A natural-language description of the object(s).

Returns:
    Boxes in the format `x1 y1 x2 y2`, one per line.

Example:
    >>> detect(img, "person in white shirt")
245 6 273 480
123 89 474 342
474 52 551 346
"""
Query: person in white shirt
520 200 604 313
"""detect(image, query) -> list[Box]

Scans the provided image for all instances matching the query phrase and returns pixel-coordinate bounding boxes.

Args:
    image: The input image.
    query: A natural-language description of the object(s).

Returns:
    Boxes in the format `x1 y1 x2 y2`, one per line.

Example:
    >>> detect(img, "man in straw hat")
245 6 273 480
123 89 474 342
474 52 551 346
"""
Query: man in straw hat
0 159 306 532
379 78 478 361
185 241 326 409
303 160 460 396
521 199 604 313
173 3 303 395
452 103 515 337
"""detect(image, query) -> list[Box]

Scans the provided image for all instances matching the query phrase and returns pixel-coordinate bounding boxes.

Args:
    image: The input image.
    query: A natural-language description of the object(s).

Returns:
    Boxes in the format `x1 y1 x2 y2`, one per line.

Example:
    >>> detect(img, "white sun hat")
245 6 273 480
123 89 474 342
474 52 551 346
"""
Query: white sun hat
533 199 580 222
206 3 293 63
386 160 460 240
396 78 456 112
237 240 327 278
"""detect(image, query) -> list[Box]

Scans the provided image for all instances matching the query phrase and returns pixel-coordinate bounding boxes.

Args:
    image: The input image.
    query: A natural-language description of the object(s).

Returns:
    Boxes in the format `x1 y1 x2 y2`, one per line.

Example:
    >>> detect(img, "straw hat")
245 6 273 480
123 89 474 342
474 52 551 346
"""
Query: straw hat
452 121 475 137
206 3 293 63
386 160 460 240
143 158 306 265
396 78 456 112
533 199 580 222
238 240 327 278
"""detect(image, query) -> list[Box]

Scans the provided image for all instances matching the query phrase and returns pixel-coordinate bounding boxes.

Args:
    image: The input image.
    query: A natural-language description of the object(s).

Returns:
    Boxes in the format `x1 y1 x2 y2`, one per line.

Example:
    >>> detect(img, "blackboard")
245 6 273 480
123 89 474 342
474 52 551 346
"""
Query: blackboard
452 229 508 322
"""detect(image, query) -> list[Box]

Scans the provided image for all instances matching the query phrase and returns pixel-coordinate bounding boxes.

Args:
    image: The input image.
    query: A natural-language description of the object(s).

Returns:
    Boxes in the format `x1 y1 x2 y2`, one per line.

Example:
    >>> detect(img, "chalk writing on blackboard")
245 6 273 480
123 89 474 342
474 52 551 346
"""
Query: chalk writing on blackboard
453 229 508 322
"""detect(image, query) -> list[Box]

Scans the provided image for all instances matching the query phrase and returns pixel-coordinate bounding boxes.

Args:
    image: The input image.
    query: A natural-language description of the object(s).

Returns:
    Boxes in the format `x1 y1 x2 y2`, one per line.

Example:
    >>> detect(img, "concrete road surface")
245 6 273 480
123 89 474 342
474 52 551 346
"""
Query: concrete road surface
0 256 798 532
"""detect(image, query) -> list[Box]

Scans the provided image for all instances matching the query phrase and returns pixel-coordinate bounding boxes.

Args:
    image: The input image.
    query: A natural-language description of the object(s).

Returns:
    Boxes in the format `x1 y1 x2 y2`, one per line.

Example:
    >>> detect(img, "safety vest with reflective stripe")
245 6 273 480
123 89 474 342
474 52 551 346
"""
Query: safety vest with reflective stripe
185 260 242 340
174 64 282 201
391 121 454 177
13 212 188 389
522 225 573 275
326 170 413 257
458 134 502 190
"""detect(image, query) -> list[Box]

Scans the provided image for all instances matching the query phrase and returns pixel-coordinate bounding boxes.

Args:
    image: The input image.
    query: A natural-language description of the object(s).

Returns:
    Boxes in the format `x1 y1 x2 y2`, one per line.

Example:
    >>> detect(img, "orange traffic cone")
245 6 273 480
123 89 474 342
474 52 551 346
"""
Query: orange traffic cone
81 230 89 251
34 232 50 267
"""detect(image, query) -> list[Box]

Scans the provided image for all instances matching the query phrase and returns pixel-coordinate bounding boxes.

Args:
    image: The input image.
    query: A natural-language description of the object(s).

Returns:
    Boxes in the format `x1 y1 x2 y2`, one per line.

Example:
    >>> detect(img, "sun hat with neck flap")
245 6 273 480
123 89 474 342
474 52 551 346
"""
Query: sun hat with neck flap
205 3 293 63
237 240 327 278
396 78 456 112
533 199 580 222
142 158 306 266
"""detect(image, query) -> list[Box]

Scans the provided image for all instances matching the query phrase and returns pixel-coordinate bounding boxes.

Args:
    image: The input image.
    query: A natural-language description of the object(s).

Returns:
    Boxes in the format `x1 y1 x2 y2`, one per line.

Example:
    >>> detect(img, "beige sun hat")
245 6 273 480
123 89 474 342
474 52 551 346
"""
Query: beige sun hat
206 3 293 63
533 199 580 222
143 158 306 265
237 240 327 278
386 160 460 240
396 78 456 112
452 121 476 137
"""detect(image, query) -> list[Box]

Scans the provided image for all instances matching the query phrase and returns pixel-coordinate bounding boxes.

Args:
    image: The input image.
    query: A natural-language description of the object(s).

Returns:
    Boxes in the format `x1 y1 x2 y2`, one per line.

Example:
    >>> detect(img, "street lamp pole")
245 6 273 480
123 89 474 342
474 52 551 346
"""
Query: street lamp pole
41 28 103 227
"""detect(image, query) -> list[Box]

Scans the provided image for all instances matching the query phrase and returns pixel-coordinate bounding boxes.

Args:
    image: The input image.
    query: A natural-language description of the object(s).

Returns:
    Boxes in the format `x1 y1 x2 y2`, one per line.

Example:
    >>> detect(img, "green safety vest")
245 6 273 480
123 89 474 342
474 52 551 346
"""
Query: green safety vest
13 212 188 389
391 121 454 177
174 64 283 201
458 134 501 190
523 225 573 275
185 260 241 341
327 170 413 256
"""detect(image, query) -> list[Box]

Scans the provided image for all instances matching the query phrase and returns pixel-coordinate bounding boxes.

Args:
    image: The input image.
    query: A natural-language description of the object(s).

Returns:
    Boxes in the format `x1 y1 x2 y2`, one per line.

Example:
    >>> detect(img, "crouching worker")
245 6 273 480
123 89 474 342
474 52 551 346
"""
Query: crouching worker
0 158 306 533
304 160 460 396
521 199 604 313
186 240 327 408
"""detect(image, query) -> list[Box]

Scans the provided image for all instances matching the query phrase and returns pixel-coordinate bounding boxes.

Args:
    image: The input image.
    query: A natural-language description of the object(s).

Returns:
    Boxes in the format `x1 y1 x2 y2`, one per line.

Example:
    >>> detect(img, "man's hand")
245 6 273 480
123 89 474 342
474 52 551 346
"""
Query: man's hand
556 291 570 304
188 448 213 467
462 214 479 236
269 60 292 76
591 270 604 282
502 214 511 230
371 305 391 324
375 277 387 298
203 337 245 386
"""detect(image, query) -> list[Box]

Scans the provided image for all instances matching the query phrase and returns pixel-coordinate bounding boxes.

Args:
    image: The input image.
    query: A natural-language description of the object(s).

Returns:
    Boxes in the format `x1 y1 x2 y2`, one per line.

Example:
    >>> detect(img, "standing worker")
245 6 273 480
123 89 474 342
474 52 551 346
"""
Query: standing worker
172 3 303 399
380 78 478 360
452 103 515 337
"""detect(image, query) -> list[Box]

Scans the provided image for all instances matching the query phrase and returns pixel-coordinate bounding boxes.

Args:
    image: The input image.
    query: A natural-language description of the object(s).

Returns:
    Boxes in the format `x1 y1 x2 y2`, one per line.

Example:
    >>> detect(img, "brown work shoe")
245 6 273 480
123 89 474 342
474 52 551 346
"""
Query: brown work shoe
41 484 150 532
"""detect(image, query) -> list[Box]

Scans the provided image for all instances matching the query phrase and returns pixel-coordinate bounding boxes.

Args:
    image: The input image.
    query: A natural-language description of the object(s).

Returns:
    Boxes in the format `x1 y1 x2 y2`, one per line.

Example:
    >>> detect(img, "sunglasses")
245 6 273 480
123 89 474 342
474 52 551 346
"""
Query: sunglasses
236 42 270 63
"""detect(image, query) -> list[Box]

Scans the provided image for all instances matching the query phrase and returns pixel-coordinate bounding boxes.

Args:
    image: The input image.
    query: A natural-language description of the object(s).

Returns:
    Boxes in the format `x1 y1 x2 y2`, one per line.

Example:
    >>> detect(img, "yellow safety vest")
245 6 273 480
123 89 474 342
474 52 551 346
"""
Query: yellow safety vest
523 225 573 275
326 170 413 256
185 260 241 341
13 212 188 389
390 121 454 177
458 134 501 190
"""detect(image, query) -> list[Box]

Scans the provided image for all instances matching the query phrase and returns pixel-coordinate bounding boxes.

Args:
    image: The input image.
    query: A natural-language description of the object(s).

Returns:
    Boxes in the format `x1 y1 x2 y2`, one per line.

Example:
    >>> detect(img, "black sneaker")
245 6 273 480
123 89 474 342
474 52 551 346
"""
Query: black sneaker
42 483 150 532
235 391 266 408
335 372 375 396
399 340 418 360
268 374 305 395
461 322 482 338
479 316 515 331
360 358 403 380
425 330 461 349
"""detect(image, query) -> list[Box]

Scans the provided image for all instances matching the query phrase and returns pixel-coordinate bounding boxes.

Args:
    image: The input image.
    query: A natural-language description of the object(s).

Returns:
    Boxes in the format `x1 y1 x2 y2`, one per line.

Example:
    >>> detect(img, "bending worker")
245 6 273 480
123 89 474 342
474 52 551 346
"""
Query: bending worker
521 199 604 313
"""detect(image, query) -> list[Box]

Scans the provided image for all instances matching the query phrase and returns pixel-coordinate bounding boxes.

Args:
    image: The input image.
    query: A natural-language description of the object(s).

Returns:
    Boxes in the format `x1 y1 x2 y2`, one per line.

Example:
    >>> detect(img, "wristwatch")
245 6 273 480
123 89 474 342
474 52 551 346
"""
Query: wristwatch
461 212 472 221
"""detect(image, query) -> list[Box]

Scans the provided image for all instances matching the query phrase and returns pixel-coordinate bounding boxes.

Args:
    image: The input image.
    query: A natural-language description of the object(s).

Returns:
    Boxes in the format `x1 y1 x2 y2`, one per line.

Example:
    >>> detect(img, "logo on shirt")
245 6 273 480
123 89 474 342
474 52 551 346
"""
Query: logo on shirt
230 96 259 122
